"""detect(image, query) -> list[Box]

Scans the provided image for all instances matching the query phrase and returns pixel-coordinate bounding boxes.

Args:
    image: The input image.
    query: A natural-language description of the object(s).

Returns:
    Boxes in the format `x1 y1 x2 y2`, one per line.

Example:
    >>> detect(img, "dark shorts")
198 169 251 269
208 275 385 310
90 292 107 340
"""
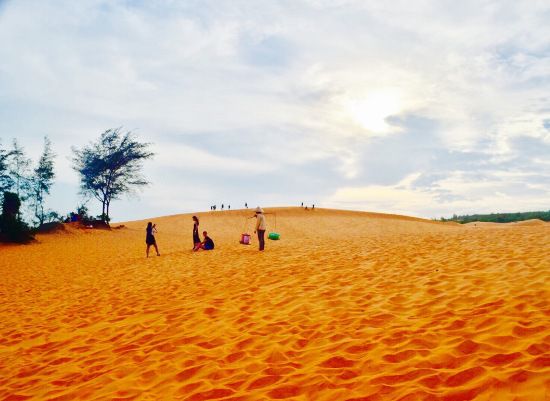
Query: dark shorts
204 244 214 250
146 235 156 245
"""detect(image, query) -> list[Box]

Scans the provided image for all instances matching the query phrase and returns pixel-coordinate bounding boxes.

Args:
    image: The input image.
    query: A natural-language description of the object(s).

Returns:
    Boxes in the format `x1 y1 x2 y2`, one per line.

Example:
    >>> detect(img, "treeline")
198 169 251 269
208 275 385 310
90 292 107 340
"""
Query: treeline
0 137 55 243
440 210 550 224
0 128 154 243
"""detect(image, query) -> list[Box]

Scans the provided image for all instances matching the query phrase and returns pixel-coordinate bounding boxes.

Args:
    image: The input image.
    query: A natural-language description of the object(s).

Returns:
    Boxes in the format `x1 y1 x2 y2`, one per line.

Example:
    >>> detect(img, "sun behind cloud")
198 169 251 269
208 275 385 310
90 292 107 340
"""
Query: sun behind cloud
345 89 403 134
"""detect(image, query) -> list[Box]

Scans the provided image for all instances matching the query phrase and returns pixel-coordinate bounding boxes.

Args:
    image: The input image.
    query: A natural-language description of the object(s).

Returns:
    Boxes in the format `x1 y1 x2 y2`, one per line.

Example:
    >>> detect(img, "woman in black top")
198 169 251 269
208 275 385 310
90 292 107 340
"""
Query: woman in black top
192 216 201 250
146 222 160 257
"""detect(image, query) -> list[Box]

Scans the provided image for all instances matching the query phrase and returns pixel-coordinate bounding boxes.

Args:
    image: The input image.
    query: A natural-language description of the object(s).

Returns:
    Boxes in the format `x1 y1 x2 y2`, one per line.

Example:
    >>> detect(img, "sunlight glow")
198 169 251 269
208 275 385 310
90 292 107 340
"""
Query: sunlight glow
346 90 402 133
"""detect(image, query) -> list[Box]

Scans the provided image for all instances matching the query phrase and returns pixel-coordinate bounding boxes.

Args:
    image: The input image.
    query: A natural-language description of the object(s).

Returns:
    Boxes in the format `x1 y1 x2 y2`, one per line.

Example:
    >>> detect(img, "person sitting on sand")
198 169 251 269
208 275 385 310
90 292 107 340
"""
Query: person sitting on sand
192 216 201 250
254 207 266 251
195 231 214 251
146 222 160 257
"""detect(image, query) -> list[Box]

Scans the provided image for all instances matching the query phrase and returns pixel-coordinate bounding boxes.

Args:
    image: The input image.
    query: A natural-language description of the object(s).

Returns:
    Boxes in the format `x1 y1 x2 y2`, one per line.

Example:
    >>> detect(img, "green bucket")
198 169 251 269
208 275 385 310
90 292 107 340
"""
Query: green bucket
268 232 280 240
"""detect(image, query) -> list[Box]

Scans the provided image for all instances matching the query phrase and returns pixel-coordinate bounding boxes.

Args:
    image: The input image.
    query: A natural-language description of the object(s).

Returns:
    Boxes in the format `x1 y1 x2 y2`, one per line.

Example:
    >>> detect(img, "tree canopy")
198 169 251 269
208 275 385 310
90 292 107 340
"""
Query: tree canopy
8 139 31 201
72 128 154 223
0 141 13 197
440 210 550 223
30 137 56 226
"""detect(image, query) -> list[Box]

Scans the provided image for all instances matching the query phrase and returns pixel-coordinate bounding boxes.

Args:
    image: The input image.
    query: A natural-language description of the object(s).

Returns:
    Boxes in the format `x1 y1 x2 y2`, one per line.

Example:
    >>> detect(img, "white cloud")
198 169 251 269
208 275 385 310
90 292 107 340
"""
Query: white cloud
153 143 273 174
327 169 550 218
1 0 549 220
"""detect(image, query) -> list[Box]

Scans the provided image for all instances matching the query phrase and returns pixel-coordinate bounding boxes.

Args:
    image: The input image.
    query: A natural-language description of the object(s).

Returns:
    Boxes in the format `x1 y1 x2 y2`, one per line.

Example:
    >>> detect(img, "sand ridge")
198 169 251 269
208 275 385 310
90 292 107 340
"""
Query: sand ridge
0 208 549 400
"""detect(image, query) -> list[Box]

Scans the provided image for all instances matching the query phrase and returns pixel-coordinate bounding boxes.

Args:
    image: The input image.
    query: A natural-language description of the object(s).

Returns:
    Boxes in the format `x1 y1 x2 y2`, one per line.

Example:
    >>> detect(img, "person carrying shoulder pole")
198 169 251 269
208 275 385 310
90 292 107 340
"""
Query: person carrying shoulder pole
254 207 266 251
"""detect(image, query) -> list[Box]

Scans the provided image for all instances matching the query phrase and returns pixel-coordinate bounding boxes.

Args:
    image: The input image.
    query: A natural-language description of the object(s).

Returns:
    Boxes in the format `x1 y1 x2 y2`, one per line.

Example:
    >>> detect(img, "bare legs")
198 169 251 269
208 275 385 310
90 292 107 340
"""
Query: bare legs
146 244 160 257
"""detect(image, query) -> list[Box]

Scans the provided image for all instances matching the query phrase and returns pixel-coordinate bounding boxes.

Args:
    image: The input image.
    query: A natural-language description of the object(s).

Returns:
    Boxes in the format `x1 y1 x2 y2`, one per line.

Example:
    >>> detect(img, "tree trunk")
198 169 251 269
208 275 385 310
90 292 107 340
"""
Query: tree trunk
102 198 106 221
34 192 39 225
39 202 44 226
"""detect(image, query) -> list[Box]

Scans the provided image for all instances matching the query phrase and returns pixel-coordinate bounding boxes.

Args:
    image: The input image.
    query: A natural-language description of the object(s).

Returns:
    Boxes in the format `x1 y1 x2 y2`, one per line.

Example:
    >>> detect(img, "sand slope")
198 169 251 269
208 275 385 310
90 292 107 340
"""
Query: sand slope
0 208 549 401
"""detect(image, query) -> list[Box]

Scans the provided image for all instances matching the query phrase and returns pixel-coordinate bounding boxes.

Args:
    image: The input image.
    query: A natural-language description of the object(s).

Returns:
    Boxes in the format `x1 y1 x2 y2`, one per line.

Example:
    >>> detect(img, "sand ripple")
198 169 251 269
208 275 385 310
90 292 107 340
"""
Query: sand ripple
0 208 549 400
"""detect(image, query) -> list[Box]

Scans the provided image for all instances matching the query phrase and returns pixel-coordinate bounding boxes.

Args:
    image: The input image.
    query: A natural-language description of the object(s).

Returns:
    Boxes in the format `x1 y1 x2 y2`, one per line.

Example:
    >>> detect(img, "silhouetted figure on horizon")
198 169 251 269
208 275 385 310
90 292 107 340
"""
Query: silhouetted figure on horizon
312 204 315 210
228 205 231 210
245 202 248 208
146 222 160 257
301 202 303 207
221 204 224 210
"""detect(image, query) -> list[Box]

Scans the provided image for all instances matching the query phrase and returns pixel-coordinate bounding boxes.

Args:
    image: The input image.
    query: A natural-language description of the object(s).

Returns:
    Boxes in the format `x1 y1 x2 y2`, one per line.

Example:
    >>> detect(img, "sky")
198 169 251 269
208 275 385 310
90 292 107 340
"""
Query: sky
1 0 549 222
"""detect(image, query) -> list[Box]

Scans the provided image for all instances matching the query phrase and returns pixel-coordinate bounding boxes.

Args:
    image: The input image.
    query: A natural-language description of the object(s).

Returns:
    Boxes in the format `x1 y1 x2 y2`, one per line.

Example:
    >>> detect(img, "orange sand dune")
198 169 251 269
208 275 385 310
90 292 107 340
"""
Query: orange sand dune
465 219 549 227
511 219 548 227
1 207 549 401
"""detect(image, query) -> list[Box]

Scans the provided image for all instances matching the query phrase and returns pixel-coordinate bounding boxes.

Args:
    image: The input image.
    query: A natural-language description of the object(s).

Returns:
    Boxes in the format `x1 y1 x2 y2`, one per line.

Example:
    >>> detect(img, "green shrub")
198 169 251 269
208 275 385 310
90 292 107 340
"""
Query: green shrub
0 191 34 243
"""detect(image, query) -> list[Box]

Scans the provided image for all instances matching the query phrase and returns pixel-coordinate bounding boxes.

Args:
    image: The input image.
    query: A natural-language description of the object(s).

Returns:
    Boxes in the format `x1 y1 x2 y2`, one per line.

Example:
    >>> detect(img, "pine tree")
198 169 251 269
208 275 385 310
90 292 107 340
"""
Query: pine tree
72 128 154 223
8 139 31 202
30 137 56 226
0 140 13 199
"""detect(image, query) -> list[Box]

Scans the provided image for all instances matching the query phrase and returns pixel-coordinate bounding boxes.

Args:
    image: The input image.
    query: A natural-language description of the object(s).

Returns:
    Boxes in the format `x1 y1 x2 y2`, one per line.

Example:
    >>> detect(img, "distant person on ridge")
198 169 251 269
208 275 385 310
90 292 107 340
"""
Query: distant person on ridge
195 231 214 251
146 222 160 257
245 202 248 208
254 207 267 251
192 216 201 250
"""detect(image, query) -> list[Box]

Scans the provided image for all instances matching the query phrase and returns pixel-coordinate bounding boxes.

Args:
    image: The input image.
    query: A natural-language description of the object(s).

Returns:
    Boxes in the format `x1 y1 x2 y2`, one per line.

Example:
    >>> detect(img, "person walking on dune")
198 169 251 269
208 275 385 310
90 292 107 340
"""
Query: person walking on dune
146 222 160 257
254 207 266 251
192 216 201 250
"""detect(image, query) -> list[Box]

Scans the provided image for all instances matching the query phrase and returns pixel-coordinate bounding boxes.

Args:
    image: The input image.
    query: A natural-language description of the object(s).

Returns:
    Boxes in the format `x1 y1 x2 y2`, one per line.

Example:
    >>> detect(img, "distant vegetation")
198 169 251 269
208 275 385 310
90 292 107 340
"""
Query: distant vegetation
0 138 55 243
440 211 550 224
0 191 34 243
0 128 153 242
